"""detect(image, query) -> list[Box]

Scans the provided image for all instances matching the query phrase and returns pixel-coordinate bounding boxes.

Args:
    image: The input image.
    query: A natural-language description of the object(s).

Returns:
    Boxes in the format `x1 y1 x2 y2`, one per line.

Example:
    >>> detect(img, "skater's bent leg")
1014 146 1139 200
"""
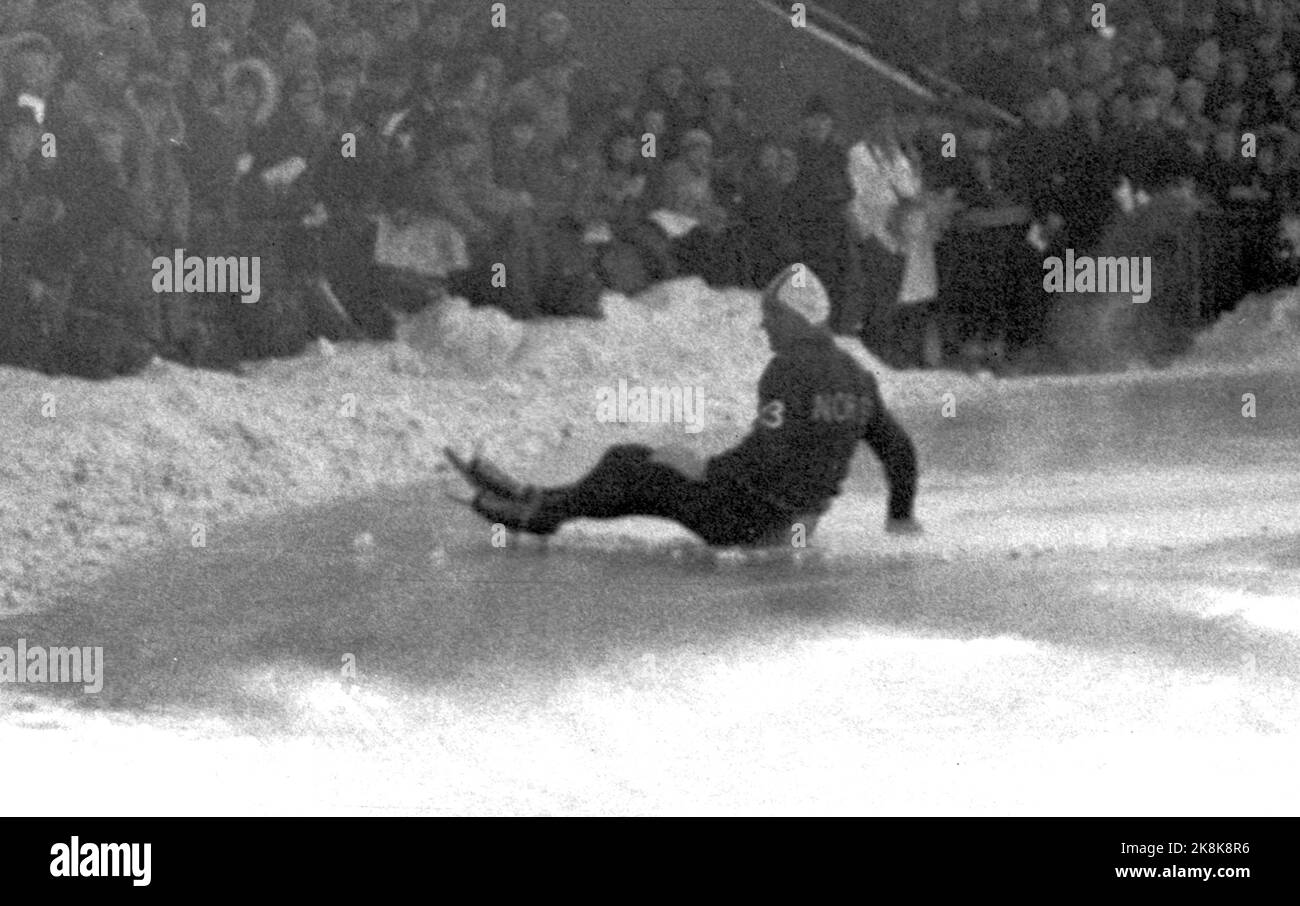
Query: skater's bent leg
500 443 792 546
528 444 699 530
528 444 785 546
647 444 707 480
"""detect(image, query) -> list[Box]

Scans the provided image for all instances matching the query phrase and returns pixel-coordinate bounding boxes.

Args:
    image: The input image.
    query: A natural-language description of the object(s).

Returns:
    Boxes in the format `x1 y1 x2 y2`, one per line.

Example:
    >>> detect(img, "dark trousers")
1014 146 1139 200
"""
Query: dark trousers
856 235 906 353
531 444 801 547
796 223 869 335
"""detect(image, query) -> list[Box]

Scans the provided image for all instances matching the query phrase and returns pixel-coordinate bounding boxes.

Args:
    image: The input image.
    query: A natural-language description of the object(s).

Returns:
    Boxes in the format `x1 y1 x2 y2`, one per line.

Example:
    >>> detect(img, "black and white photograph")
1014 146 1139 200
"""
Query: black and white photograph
0 0 1296 858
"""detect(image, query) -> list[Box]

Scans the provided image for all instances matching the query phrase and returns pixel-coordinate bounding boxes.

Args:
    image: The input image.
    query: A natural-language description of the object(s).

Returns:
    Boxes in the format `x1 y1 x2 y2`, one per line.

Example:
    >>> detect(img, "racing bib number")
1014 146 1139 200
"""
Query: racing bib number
758 400 785 429
811 392 875 425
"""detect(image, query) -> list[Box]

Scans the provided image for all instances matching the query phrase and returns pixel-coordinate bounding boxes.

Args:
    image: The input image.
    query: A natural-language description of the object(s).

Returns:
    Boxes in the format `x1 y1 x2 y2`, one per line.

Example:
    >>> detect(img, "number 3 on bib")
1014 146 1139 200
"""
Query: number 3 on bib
759 400 785 429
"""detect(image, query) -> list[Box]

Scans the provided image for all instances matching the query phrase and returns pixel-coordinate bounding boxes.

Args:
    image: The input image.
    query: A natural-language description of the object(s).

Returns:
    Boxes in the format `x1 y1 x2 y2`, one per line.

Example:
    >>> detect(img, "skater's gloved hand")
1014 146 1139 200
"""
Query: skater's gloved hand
885 517 924 536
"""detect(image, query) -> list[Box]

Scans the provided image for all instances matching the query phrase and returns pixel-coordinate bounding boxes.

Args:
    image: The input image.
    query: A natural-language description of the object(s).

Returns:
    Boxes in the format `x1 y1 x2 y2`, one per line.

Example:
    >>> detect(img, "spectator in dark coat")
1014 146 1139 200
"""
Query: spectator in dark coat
698 71 751 206
516 9 573 77
1002 89 1123 359
492 102 543 198
590 130 650 232
178 56 277 254
657 128 727 229
309 59 403 340
124 74 196 359
1111 95 1200 195
656 129 748 286
180 57 292 359
0 85 137 374
928 125 1036 368
418 131 544 319
1005 89 1120 253
506 58 577 158
0 100 74 370
588 129 675 290
640 61 701 159
739 138 802 287
252 68 336 331
788 94 865 334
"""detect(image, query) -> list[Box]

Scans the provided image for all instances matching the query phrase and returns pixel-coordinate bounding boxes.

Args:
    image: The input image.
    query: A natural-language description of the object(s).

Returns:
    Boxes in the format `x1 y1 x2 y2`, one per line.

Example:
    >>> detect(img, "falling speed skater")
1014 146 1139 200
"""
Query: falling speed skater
446 263 922 549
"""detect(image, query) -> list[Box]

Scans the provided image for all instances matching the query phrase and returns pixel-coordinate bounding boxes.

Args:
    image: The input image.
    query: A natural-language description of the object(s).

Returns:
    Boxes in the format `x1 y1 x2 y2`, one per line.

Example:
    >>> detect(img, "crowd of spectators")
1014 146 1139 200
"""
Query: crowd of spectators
905 0 1300 369
941 0 1300 207
2 0 1297 379
0 0 876 377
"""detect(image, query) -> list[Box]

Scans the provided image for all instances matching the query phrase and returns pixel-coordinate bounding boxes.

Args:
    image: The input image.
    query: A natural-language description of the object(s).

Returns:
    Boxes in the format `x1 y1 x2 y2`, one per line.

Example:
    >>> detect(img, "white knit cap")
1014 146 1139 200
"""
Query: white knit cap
761 263 831 328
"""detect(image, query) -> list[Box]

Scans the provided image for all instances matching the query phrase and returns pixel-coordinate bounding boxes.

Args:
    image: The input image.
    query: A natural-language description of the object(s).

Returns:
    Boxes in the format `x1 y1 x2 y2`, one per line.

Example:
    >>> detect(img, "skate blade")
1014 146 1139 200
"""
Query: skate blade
442 489 477 508
443 444 492 485
442 445 472 477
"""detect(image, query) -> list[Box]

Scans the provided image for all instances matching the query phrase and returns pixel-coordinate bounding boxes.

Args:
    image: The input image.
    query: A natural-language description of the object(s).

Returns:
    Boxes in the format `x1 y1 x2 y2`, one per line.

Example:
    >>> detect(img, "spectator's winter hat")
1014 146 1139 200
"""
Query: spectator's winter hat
538 10 573 43
762 263 831 329
803 94 836 118
223 57 281 126
1192 38 1222 70
0 95 42 132
0 31 57 60
502 100 538 127
679 128 713 150
284 68 323 96
0 31 58 76
1178 77 1206 107
323 28 375 68
284 20 320 53
701 66 735 92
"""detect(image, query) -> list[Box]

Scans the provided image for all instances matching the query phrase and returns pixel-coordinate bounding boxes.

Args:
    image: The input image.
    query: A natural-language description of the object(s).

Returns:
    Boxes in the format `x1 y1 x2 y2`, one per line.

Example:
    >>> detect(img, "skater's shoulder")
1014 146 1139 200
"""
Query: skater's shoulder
764 334 874 391
780 332 836 357
767 333 854 368
764 336 826 374
823 336 883 392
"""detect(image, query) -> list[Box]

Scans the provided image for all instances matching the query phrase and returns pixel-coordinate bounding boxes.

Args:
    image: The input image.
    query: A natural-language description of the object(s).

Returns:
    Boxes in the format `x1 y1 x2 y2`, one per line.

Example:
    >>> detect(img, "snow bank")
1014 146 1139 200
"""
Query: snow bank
1190 286 1300 367
398 278 770 388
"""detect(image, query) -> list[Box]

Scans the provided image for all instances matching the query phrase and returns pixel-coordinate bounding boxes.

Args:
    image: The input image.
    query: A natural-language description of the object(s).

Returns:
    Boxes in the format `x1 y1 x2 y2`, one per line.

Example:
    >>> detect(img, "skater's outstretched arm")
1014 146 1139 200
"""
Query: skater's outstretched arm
861 406 920 533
